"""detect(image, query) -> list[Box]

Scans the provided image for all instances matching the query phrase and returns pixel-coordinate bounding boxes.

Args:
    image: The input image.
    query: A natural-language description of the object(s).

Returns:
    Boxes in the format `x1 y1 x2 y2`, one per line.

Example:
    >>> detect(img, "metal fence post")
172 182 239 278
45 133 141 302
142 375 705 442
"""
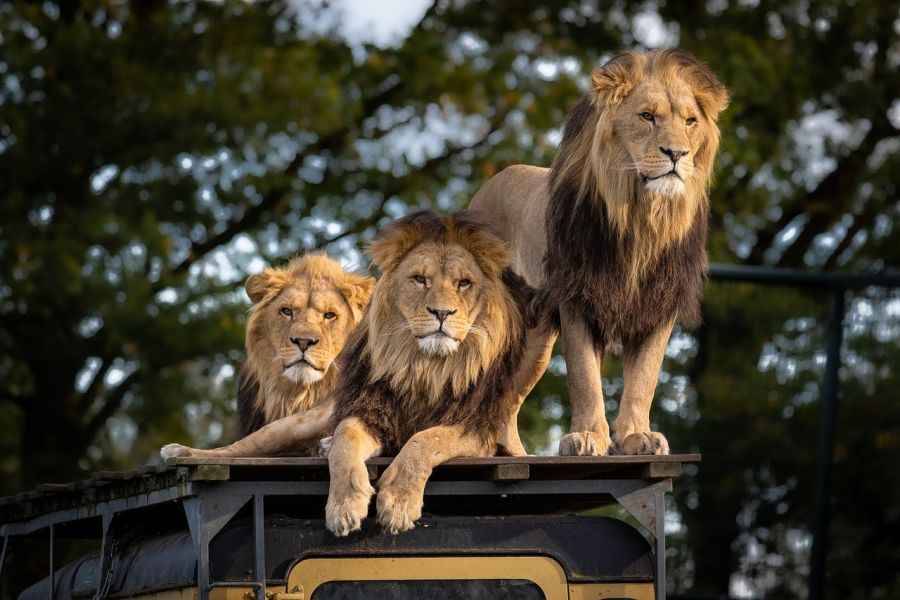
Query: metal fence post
808 286 846 600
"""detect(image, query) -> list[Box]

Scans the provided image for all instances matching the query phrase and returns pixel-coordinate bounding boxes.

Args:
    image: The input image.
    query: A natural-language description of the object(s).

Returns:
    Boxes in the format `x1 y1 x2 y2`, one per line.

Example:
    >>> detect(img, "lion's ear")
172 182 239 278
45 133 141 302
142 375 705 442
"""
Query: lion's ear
367 220 424 273
591 52 639 106
696 81 729 121
339 273 376 321
245 272 270 304
245 268 291 304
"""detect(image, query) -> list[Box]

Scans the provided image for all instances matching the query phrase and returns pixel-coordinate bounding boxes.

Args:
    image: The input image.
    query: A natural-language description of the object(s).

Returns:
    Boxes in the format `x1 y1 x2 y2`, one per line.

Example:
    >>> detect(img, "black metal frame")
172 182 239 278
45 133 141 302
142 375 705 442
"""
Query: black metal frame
708 263 899 600
0 457 692 600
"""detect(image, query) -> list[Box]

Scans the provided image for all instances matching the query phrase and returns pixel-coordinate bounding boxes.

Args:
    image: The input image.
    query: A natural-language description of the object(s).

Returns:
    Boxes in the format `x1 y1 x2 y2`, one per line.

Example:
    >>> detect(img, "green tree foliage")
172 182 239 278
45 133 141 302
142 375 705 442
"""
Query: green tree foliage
0 1 897 598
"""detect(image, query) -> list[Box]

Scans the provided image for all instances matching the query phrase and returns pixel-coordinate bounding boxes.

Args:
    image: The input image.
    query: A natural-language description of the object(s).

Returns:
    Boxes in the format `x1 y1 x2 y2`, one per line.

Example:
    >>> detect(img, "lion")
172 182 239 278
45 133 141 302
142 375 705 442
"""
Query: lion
160 254 374 458
470 48 729 457
163 211 532 536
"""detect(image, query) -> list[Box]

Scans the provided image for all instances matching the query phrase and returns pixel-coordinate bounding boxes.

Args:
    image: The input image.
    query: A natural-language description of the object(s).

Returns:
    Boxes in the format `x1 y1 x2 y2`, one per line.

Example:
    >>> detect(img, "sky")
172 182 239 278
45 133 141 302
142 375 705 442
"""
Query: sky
316 0 432 47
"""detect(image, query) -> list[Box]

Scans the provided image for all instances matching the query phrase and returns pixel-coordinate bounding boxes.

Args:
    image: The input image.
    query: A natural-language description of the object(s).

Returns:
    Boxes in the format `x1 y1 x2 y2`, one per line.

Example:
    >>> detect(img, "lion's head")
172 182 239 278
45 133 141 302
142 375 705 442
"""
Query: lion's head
362 211 527 404
243 254 374 422
551 48 728 289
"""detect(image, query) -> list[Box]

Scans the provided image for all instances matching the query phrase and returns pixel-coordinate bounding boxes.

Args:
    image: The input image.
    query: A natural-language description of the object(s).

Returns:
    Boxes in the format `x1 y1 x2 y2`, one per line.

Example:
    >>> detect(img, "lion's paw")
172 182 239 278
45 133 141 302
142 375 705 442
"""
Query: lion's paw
317 436 333 457
559 431 611 456
325 484 374 537
160 443 194 459
376 484 423 535
615 432 670 455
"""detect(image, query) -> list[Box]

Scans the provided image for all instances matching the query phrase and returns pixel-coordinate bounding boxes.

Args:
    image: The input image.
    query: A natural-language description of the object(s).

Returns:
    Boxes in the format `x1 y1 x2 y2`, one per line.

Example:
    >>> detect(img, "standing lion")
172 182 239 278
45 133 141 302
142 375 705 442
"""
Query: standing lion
471 48 728 456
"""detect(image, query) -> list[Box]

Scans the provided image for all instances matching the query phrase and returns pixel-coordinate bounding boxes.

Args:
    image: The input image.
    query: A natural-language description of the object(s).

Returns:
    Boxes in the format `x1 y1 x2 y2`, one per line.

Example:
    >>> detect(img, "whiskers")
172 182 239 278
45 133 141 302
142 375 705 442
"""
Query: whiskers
466 324 492 340
379 321 415 337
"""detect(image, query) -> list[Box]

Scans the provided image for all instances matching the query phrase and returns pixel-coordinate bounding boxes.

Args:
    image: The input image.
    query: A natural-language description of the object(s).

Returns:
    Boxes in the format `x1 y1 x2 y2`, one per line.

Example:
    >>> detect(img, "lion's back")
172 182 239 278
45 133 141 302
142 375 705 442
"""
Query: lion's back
469 165 550 286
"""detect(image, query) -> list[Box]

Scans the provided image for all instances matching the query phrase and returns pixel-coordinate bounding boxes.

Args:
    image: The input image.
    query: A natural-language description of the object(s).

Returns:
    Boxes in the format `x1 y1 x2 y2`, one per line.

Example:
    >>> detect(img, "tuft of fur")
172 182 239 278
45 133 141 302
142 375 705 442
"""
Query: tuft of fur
535 48 727 347
332 211 533 454
239 254 374 436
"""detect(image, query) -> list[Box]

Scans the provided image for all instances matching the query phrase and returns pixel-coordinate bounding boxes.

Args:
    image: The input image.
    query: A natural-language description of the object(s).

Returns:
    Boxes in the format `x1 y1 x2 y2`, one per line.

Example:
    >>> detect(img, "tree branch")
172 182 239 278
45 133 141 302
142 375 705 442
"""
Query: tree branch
83 370 140 439
822 209 877 270
78 356 114 412
323 108 512 247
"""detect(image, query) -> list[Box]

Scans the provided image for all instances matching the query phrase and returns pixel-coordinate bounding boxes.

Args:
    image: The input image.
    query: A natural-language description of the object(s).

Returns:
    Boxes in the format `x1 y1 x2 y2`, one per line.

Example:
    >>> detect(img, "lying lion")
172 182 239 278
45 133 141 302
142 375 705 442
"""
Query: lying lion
161 254 373 458
162 210 532 536
471 48 729 456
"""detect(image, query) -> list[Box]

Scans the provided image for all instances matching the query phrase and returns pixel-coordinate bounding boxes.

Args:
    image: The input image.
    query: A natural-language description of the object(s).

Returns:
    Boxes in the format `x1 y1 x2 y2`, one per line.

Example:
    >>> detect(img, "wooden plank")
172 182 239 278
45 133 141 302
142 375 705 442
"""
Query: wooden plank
190 464 231 481
491 463 530 481
89 471 130 482
169 454 700 467
639 462 683 479
35 484 69 494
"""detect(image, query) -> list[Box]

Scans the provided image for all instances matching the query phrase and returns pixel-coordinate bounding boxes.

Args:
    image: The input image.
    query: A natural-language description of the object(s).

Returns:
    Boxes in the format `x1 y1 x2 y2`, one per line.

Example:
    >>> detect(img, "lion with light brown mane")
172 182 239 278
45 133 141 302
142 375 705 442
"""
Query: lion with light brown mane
471 48 729 456
161 254 373 459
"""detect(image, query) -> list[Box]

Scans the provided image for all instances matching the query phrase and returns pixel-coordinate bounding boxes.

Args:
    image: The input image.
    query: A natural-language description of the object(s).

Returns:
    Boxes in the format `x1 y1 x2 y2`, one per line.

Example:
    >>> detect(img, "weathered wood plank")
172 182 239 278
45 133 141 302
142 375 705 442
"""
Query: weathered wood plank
491 463 530 481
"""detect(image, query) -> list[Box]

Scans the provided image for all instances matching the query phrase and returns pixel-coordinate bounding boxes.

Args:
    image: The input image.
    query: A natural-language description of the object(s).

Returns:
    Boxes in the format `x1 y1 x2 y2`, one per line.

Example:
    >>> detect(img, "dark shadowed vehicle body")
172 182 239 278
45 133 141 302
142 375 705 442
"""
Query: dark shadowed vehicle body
1 455 698 600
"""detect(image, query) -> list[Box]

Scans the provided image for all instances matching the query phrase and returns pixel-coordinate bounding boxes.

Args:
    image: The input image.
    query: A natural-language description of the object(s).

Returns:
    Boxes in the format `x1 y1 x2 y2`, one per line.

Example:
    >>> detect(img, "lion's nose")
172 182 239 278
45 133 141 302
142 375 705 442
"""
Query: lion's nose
660 146 689 163
427 307 456 323
290 337 319 351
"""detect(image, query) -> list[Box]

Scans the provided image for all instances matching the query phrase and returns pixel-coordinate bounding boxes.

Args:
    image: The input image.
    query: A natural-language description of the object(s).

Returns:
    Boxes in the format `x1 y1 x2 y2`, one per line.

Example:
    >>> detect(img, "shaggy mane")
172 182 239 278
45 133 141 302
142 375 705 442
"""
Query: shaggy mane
536 48 726 347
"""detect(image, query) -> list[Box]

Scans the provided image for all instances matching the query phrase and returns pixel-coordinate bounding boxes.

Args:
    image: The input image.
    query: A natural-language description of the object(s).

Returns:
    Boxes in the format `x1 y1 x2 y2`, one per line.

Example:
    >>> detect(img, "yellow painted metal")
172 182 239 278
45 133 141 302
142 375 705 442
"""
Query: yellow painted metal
568 582 655 600
287 555 569 600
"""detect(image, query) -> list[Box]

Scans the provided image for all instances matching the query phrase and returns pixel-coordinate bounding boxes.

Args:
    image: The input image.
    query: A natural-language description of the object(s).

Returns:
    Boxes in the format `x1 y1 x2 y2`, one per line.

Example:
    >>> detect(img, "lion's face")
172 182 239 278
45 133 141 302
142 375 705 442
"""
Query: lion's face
264 281 354 384
590 51 728 204
388 242 486 356
245 255 374 389
364 212 523 402
611 76 704 198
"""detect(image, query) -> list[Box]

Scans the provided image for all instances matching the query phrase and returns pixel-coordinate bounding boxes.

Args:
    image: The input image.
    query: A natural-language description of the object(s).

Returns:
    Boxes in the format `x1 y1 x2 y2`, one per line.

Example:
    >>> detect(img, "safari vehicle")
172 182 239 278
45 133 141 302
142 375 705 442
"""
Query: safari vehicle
0 455 698 600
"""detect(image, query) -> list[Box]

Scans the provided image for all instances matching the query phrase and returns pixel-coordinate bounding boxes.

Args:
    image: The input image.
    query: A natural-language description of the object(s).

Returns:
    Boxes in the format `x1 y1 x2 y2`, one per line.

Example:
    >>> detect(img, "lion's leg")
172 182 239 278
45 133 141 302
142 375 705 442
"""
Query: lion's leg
613 319 674 455
325 417 382 537
377 425 488 534
558 302 611 456
160 399 334 459
501 323 558 456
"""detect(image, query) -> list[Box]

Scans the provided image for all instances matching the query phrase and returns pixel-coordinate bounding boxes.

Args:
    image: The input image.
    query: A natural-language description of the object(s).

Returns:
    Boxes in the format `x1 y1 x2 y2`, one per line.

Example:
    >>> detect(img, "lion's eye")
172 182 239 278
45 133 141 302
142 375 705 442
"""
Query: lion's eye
686 116 698 127
280 307 293 317
640 112 655 122
458 279 471 289
323 311 336 320
413 275 426 285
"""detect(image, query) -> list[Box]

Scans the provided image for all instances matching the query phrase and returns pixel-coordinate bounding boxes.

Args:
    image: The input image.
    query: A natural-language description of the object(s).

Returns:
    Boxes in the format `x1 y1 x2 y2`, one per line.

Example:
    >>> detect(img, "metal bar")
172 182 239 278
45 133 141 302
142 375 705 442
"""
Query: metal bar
3 483 193 537
709 263 900 289
252 495 266 600
654 488 666 600
48 524 55 600
1 535 10 599
202 478 657 499
183 498 211 600
94 511 117 600
809 287 846 600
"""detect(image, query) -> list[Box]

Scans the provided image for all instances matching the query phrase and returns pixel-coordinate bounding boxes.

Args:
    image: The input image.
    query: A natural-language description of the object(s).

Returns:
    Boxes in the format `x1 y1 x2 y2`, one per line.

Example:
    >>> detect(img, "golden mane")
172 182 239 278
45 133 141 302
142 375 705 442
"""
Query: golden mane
242 254 373 428
364 212 524 406
549 48 728 293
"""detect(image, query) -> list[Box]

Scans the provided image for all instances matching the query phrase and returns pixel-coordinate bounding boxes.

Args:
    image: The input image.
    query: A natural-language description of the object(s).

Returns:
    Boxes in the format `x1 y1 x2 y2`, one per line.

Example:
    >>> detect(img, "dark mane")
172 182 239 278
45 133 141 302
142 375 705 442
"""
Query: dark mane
533 95 709 348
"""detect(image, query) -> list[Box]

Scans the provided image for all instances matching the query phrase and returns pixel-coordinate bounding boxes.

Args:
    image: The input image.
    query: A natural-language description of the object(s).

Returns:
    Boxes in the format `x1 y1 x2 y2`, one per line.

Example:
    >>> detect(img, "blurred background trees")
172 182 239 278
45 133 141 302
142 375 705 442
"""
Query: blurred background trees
0 0 897 597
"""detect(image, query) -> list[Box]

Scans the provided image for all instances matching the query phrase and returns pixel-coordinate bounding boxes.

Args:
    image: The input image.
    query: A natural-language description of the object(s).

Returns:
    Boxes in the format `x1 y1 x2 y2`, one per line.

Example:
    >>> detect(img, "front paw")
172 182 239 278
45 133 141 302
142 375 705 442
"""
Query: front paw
376 482 423 535
559 431 611 456
325 482 375 537
376 463 424 534
615 431 670 455
160 443 194 459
